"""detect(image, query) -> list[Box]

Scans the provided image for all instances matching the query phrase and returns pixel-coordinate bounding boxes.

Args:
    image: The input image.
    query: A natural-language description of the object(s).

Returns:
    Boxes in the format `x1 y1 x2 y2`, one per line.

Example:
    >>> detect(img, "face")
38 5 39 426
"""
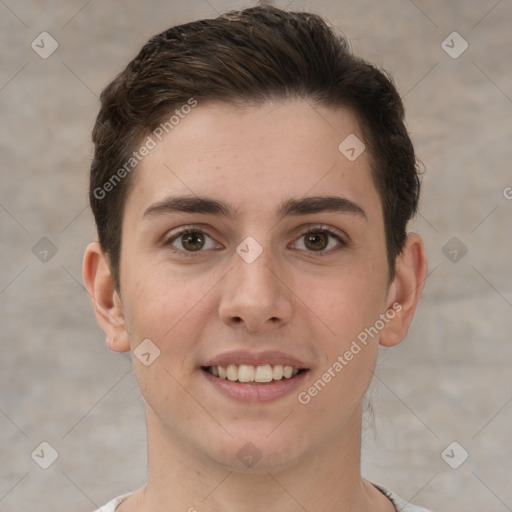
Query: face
115 99 397 470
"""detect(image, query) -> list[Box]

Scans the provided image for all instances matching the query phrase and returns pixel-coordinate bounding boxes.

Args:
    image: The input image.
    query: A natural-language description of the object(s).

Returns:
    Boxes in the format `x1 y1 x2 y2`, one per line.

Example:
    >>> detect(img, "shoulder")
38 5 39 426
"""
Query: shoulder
91 492 134 512
374 484 435 512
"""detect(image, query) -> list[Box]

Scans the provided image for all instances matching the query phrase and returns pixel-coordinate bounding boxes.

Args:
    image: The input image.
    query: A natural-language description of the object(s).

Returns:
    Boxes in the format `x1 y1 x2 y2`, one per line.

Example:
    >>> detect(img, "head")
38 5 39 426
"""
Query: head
83 5 427 475
89 5 420 290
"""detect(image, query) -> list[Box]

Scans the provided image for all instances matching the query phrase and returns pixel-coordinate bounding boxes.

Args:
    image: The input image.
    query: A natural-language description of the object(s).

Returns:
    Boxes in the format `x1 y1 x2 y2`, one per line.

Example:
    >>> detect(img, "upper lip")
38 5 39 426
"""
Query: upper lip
203 350 309 369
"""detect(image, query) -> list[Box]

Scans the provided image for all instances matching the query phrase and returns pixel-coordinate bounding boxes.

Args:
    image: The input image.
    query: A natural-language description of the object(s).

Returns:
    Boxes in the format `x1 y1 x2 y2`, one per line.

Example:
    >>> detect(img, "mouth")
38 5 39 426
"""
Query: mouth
202 364 306 384
200 351 310 402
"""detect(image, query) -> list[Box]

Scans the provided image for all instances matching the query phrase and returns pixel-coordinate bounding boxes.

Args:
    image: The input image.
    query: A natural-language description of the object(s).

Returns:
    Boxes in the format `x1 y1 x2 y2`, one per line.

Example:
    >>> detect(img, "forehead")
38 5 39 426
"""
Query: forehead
125 99 381 224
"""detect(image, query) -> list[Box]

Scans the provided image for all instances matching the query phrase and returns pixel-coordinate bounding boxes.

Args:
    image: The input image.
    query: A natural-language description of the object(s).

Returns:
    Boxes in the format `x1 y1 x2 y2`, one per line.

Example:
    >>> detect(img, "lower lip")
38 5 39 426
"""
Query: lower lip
201 369 309 403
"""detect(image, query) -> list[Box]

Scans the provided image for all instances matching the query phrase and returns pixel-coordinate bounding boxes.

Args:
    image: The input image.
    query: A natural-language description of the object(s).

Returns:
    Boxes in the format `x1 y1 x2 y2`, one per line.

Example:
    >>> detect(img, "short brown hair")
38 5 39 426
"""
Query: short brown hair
89 5 420 289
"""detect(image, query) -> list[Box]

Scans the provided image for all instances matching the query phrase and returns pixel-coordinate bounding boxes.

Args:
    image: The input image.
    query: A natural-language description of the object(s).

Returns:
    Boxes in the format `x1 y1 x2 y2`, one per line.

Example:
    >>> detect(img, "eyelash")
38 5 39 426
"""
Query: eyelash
163 224 348 258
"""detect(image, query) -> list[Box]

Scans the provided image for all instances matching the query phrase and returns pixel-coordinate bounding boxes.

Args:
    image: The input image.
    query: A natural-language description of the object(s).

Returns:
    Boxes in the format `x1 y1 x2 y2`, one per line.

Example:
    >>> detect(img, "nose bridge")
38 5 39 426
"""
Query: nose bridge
218 236 292 330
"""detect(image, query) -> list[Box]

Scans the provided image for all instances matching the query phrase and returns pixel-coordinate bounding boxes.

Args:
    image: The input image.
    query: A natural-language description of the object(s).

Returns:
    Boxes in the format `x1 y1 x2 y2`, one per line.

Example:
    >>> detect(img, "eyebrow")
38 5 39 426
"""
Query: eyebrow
143 195 367 221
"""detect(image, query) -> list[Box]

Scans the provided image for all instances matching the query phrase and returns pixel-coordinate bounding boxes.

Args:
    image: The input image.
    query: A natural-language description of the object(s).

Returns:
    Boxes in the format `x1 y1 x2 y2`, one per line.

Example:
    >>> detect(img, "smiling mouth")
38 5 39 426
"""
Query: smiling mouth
202 364 307 384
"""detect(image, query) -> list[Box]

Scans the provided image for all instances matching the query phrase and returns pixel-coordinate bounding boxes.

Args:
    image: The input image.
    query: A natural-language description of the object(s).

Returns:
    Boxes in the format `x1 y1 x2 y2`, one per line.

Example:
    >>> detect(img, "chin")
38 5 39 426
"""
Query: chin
202 424 307 473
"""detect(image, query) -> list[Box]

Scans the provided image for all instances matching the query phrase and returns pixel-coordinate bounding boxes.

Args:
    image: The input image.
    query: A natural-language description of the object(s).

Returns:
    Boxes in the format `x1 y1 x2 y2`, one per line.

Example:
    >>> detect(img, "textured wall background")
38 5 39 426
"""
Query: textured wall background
1 1 511 511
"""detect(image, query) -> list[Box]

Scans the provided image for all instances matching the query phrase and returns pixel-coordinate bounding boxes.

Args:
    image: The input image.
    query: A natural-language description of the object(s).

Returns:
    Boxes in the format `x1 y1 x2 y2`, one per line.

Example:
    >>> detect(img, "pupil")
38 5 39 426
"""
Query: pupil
305 232 327 251
183 232 204 251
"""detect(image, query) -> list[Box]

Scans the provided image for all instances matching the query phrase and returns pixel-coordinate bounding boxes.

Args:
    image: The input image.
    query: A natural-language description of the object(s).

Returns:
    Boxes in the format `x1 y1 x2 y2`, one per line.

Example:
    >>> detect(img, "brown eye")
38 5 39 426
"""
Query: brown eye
165 227 221 256
292 226 347 254
304 232 329 251
180 231 205 251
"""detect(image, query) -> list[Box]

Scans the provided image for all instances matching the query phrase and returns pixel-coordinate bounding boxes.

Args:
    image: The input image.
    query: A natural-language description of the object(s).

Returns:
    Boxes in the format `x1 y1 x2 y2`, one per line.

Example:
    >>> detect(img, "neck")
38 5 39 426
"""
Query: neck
122 405 392 512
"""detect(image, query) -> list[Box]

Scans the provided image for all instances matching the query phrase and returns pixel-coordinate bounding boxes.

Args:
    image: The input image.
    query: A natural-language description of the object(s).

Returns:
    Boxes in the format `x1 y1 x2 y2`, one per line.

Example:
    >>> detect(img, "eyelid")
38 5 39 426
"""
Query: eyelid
297 223 347 240
290 224 348 252
164 224 212 239
163 224 223 255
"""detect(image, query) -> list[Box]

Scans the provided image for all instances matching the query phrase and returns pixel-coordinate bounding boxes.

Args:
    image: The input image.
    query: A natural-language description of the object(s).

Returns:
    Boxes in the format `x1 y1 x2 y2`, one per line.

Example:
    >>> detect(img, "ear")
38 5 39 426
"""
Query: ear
82 242 130 353
379 233 428 348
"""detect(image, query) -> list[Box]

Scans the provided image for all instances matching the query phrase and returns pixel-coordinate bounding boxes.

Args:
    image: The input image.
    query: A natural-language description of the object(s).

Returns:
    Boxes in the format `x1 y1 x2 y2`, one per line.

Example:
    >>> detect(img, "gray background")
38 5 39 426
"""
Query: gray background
1 1 511 511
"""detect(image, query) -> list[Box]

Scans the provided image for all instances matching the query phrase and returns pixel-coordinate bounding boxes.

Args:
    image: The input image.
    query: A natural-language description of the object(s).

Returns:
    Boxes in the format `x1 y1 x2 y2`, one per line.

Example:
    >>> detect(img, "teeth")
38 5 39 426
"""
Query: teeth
208 364 301 383
255 364 273 383
283 365 293 379
226 364 238 382
238 364 255 382
272 364 284 380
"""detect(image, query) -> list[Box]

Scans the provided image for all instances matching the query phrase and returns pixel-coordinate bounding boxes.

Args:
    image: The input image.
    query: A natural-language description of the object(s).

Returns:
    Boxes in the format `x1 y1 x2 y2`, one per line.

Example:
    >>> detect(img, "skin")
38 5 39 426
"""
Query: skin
83 99 427 512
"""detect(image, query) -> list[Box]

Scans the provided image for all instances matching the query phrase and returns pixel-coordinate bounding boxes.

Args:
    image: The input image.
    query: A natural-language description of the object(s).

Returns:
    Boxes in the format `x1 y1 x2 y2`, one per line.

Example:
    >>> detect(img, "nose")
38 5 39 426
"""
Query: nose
218 245 293 333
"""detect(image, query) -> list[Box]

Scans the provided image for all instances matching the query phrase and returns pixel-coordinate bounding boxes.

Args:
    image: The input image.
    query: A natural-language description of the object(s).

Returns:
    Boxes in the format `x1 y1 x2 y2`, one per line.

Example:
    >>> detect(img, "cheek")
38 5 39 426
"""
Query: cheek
300 268 386 402
306 267 387 345
121 264 216 360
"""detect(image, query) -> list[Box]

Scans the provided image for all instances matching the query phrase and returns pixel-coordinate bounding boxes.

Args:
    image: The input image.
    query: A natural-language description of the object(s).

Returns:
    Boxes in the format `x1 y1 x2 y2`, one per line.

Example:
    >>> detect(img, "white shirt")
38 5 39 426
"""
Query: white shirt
92 485 433 511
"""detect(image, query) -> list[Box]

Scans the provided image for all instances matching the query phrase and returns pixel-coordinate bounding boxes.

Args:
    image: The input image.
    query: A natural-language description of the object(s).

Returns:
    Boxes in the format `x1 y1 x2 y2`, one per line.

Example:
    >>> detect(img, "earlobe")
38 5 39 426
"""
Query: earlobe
379 233 428 348
82 242 131 353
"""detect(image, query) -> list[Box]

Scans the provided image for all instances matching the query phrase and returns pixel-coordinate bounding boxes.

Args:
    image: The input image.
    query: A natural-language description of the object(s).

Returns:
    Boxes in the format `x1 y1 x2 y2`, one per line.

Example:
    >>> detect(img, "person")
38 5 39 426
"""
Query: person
82 4 432 511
